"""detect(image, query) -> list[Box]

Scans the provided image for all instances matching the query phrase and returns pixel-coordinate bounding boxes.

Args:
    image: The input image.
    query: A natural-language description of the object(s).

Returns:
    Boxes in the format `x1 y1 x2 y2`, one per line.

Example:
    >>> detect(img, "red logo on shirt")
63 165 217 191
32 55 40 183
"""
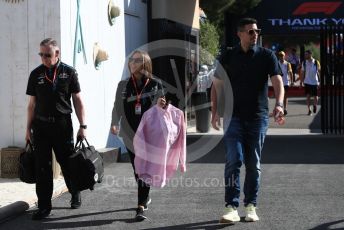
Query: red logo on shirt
293 2 342 15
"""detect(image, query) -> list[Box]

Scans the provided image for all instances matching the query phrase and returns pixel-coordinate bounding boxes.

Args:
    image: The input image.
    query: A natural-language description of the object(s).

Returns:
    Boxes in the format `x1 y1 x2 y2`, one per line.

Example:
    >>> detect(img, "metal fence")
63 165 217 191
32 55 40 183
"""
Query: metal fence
320 25 344 134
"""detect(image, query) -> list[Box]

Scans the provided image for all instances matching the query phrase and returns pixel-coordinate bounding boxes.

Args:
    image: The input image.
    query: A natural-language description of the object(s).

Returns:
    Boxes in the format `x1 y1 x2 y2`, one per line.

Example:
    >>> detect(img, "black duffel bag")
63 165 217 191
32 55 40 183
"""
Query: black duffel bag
69 138 104 191
19 141 36 184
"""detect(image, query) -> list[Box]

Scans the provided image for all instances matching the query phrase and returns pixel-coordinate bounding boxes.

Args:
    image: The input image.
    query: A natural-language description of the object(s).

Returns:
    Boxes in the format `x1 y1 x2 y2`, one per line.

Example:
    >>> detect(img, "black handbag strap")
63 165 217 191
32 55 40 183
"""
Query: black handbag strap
25 140 34 152
75 138 91 150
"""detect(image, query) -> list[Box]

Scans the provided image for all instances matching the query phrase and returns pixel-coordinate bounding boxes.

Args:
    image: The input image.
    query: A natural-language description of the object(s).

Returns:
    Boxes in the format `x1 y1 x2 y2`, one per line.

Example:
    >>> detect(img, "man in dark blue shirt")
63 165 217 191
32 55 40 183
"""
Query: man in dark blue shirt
211 18 284 224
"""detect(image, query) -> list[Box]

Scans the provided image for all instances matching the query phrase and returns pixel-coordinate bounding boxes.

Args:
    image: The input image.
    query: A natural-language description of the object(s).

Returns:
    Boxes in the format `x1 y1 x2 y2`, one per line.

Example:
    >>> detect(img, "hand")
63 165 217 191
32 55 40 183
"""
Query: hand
211 113 221 130
77 128 86 140
273 106 285 125
110 125 119 135
25 129 31 142
157 97 166 108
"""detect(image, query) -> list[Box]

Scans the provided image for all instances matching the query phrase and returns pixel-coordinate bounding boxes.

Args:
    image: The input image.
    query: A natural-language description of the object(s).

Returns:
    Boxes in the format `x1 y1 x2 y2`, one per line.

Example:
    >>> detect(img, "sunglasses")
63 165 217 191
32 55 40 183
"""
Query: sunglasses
38 52 52 58
243 29 261 35
129 57 143 64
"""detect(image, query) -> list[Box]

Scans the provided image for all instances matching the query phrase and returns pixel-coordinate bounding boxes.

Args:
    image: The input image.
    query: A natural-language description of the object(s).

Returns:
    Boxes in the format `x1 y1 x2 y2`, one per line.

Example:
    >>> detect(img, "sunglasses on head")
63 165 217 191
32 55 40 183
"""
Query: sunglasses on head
38 52 52 58
129 57 143 64
243 29 261 35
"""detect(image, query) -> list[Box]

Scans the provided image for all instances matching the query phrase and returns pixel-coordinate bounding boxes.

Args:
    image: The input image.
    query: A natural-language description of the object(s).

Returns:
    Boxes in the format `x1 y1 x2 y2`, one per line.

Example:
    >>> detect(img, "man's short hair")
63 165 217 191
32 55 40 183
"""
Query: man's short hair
305 50 312 55
278 51 285 56
40 38 58 47
237 18 257 31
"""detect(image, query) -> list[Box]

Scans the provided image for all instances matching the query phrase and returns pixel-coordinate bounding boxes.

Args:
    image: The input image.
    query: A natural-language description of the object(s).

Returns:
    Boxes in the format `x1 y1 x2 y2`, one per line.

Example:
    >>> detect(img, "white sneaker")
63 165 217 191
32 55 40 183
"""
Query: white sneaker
245 204 259 222
219 206 240 224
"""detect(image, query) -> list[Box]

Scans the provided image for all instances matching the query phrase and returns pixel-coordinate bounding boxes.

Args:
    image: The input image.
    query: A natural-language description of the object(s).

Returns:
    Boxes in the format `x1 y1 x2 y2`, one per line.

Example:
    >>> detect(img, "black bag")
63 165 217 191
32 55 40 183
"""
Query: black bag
69 138 104 191
19 141 36 184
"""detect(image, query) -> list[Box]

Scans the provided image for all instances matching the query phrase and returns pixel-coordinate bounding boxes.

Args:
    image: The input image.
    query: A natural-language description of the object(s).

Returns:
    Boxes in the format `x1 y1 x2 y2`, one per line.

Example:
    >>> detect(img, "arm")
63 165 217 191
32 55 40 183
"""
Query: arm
300 63 305 87
271 74 285 120
154 79 166 108
111 81 126 135
110 100 120 135
317 61 321 85
210 77 223 130
72 92 86 139
25 96 36 142
288 63 293 84
300 71 305 86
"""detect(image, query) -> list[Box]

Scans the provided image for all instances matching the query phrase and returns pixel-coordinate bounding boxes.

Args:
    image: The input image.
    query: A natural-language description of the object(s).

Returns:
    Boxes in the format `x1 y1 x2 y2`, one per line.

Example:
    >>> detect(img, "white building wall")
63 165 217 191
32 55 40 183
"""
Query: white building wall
0 0 127 149
60 0 126 148
0 0 61 149
124 0 148 57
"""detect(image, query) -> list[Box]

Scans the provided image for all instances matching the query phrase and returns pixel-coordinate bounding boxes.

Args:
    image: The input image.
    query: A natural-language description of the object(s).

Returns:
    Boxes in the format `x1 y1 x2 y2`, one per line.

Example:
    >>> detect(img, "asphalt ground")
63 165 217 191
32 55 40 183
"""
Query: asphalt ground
1 95 344 229
1 131 344 230
268 97 321 130
1 162 344 230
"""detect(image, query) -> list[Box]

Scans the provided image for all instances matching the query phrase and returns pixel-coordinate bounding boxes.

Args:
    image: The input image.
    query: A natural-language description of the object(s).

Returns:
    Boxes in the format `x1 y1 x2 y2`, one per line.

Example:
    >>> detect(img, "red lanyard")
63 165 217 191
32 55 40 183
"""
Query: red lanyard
131 75 150 103
45 67 58 84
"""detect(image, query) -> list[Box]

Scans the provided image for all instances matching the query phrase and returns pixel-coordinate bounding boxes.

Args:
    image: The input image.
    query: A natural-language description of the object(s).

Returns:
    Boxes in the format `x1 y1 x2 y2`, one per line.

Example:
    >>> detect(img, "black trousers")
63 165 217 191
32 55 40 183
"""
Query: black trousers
127 149 150 206
32 116 77 209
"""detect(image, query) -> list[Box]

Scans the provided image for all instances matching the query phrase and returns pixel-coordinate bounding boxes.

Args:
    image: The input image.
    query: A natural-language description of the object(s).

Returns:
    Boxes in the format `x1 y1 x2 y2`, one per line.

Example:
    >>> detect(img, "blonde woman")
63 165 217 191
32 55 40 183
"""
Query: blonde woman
111 50 166 221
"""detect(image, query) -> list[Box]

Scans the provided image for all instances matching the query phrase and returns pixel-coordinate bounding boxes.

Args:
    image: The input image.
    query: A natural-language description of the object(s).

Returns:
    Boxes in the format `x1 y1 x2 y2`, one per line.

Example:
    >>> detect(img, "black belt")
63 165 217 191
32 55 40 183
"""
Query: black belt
35 114 70 123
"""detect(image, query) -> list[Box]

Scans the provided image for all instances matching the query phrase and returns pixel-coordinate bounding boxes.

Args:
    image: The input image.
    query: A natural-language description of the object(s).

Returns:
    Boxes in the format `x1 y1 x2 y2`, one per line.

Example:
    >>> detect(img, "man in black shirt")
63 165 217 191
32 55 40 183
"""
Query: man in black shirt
25 38 86 220
211 18 284 224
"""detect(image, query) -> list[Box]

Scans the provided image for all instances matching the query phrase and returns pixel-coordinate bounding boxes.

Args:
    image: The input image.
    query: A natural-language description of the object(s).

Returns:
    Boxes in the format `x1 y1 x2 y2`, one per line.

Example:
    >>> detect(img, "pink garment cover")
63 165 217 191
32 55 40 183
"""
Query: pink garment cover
133 104 186 187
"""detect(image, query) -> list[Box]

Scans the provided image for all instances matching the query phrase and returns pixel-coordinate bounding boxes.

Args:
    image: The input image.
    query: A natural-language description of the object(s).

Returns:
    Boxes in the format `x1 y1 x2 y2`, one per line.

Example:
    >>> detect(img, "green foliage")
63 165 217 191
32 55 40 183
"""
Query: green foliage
226 0 261 15
200 0 262 43
200 0 231 24
200 21 220 65
200 0 262 25
305 43 320 60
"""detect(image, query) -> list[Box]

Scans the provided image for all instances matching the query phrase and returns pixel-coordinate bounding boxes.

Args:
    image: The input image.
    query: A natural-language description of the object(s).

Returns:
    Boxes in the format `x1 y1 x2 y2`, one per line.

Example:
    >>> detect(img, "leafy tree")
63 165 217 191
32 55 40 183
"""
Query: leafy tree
200 0 262 44
200 21 220 65
305 43 320 60
226 0 262 15
200 0 262 27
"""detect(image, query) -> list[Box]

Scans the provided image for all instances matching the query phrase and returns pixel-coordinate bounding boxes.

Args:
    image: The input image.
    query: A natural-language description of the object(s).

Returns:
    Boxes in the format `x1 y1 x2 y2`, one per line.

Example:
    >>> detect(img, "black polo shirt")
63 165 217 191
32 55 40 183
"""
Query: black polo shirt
216 45 281 120
26 60 81 116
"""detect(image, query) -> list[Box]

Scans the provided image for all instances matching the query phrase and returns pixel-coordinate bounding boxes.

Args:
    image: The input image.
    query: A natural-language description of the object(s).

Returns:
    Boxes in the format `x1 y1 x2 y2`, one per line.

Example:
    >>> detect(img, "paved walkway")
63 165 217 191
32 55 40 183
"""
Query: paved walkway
0 177 66 209
1 162 344 230
0 95 344 226
187 97 322 134
0 176 67 223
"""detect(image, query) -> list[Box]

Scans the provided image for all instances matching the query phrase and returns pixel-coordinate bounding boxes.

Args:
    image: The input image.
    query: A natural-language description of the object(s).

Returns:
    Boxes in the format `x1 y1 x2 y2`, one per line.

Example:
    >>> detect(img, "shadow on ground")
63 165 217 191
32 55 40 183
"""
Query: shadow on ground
188 135 344 164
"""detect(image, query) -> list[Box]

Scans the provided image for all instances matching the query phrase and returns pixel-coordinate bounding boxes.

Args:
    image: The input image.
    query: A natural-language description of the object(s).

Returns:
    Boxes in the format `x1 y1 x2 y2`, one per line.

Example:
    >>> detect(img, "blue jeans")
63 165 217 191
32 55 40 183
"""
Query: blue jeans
223 116 268 207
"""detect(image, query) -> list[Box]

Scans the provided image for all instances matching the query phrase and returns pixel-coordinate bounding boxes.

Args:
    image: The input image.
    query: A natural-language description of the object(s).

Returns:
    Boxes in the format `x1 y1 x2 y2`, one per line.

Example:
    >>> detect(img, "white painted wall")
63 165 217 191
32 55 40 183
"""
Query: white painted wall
0 0 61 148
124 0 148 56
0 0 128 149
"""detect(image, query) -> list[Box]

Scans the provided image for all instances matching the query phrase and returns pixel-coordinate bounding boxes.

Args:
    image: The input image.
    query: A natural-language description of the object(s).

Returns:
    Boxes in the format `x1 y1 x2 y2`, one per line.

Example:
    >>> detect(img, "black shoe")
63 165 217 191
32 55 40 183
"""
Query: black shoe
70 192 81 209
32 208 51 220
143 197 152 210
135 207 147 221
283 110 288 116
308 110 312 116
313 105 317 113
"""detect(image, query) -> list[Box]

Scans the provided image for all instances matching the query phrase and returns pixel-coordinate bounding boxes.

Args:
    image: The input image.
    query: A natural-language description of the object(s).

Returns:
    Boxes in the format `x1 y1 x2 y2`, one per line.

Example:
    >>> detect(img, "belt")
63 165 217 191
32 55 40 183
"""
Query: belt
35 114 70 123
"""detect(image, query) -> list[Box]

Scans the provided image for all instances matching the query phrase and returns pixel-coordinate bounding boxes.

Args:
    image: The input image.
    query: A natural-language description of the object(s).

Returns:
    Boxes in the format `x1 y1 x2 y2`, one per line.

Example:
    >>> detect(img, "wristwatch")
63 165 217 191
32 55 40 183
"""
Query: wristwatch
80 124 87 129
275 102 284 108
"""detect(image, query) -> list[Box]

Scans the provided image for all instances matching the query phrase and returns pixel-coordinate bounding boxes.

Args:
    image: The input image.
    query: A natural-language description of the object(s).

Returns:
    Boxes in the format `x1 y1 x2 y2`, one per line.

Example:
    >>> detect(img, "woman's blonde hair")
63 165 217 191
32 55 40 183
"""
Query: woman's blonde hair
128 50 153 78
